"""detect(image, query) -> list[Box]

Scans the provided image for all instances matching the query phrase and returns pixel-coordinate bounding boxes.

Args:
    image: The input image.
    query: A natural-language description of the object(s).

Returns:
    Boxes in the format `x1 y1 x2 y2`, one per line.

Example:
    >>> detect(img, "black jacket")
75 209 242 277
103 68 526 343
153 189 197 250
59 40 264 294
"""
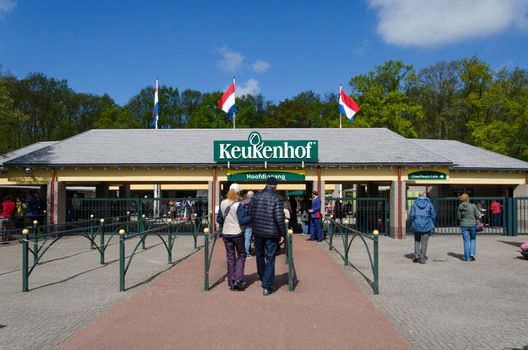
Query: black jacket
250 186 286 239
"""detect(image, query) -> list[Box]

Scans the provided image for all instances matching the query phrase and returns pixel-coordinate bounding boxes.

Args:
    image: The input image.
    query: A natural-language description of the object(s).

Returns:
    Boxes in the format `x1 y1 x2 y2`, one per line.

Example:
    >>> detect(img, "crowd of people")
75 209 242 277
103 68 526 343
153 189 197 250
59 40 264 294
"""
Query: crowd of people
0 192 45 242
214 178 329 295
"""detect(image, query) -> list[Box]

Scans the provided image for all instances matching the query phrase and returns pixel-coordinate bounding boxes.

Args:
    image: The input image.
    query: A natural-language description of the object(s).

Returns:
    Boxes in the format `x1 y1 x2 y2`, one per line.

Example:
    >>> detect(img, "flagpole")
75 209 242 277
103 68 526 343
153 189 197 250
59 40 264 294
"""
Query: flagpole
155 78 159 130
233 77 236 129
339 84 342 129
153 78 160 217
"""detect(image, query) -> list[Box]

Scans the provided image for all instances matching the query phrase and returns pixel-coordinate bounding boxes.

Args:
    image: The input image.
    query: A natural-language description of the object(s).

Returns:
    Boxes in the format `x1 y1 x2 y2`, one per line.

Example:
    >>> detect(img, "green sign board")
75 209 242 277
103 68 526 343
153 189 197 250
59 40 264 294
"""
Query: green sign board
227 171 305 182
408 170 448 180
214 131 318 163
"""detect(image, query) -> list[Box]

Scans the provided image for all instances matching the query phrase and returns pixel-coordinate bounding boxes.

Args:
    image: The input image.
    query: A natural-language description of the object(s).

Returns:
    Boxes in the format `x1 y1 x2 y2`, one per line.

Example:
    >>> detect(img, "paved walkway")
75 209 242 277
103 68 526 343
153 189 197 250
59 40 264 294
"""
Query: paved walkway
323 234 528 350
56 235 411 350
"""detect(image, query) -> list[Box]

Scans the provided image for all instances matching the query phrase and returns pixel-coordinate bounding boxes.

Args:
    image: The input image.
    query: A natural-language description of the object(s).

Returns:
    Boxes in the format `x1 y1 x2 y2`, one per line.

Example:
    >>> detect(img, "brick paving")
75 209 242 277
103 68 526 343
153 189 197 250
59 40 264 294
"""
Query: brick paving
0 235 199 350
1 232 527 350
323 234 528 350
56 235 411 350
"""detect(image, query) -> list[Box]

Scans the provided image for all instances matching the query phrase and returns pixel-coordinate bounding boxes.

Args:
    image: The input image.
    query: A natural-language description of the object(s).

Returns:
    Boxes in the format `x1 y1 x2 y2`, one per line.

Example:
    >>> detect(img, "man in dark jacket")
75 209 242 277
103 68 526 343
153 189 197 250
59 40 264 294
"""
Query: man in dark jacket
409 192 436 264
250 176 286 296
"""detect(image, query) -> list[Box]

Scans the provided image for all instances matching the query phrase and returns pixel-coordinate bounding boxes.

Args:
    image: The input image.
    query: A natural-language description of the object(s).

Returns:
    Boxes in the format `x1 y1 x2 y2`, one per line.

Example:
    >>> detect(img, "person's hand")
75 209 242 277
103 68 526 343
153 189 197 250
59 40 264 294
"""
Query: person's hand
279 236 285 245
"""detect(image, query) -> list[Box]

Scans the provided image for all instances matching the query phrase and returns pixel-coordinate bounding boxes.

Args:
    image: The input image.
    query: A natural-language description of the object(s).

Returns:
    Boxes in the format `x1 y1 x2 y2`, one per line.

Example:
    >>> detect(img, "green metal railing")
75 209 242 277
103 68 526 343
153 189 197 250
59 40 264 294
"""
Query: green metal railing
20 213 206 292
514 197 528 235
69 197 208 223
405 196 515 235
21 216 129 292
286 229 295 292
329 197 389 236
202 212 216 291
324 216 379 295
119 214 209 291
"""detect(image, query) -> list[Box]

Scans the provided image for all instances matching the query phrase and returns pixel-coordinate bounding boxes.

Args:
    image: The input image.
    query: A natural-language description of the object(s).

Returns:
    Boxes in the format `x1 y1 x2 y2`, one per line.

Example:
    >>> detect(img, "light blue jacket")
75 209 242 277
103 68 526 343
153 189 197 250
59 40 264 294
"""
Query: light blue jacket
409 197 436 233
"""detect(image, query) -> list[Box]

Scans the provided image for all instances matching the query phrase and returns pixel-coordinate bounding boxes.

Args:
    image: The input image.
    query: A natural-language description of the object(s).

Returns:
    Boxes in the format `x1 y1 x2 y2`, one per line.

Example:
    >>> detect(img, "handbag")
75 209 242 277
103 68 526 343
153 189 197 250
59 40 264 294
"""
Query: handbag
476 219 484 232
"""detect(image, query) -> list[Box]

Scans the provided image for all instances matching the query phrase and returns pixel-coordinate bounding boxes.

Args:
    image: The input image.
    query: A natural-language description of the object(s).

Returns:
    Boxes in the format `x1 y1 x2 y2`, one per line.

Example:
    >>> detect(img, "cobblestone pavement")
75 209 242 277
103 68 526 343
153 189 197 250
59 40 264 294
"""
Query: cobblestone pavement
322 234 528 350
0 234 199 350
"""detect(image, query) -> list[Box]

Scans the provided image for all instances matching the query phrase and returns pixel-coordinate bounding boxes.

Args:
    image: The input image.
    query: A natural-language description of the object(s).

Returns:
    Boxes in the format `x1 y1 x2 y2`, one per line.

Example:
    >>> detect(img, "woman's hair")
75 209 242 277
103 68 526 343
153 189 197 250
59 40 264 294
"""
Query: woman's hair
227 189 238 201
459 193 470 202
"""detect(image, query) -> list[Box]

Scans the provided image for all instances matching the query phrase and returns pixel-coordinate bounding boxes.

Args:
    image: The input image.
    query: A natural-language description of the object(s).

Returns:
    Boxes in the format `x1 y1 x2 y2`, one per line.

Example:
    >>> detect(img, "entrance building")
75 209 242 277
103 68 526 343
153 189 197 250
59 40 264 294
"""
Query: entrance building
1 128 527 238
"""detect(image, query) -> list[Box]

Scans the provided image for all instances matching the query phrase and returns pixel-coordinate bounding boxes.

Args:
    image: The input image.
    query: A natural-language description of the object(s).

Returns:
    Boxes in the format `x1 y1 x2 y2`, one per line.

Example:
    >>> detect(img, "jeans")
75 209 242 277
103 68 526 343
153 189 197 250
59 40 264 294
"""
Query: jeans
244 226 252 256
310 218 322 241
254 237 279 290
460 226 476 261
492 213 501 227
301 221 308 235
413 232 430 260
222 235 246 287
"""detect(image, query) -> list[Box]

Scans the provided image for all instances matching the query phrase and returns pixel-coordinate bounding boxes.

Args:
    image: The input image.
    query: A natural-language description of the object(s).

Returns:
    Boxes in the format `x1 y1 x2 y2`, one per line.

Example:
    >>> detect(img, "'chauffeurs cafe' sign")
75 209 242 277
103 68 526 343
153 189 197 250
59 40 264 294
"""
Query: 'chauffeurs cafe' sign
214 132 318 163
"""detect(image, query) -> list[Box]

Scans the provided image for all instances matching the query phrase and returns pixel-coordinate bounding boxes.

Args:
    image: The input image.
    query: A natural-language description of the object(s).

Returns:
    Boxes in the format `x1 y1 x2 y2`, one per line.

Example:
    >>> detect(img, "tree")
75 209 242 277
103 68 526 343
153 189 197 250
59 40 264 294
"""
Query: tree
0 80 28 154
349 60 422 137
410 61 462 139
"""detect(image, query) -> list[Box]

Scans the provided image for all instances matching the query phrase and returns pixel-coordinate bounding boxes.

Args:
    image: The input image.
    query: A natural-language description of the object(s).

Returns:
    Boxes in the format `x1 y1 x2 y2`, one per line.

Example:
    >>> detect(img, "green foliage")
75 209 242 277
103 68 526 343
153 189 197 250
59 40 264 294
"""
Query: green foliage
1 57 528 162
349 60 421 137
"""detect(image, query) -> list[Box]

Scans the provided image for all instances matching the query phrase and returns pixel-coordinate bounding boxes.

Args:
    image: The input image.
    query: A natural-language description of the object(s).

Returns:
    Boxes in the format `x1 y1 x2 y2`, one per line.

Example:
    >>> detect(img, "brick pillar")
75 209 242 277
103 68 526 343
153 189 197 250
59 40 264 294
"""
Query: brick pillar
390 180 407 239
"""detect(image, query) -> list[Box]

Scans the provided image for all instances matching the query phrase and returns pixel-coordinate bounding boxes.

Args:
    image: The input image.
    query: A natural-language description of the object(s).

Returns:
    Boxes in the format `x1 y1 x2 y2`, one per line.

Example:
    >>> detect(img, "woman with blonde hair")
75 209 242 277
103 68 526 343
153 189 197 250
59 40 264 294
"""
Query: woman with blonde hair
216 183 252 291
457 193 481 262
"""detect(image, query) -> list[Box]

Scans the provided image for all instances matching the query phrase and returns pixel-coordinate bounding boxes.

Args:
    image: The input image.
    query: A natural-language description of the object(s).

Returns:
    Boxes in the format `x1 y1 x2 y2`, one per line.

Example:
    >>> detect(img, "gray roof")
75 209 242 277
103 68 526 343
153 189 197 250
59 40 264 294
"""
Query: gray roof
411 139 528 170
1 142 58 167
4 128 453 167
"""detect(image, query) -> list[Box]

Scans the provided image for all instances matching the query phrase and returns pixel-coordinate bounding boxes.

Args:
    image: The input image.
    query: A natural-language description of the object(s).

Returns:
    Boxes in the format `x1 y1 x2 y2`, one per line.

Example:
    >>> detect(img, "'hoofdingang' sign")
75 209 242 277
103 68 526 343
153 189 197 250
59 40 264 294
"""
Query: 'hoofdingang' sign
214 132 318 163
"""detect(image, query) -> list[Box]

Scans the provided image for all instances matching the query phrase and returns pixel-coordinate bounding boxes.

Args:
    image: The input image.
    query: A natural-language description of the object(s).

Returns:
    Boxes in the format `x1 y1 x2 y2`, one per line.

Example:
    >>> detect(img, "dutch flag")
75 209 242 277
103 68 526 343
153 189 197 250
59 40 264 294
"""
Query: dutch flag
152 78 159 129
339 85 360 122
218 79 236 116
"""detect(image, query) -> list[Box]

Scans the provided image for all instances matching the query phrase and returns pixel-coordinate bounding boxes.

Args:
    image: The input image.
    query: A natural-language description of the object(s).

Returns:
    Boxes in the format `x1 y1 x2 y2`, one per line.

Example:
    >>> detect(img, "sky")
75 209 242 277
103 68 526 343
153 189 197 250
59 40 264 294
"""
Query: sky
0 0 527 106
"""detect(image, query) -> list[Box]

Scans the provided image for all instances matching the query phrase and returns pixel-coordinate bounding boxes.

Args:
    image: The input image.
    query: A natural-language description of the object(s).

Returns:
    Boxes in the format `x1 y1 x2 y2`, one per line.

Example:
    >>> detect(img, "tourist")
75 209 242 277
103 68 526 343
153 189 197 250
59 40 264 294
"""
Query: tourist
216 183 252 291
309 191 322 241
409 192 436 264
457 193 481 262
250 176 286 296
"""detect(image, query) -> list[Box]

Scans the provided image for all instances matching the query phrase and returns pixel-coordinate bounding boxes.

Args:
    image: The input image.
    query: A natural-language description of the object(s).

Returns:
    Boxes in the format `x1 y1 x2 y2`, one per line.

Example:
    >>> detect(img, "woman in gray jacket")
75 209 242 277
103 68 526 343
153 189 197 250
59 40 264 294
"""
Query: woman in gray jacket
457 193 481 262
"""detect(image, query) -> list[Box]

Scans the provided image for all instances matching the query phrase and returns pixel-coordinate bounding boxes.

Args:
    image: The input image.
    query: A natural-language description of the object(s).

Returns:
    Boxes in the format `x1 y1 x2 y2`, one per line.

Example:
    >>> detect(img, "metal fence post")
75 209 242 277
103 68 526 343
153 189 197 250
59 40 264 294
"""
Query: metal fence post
512 198 518 237
507 198 514 236
343 218 350 266
22 228 29 292
119 229 126 291
141 214 146 250
89 214 95 249
373 229 379 295
287 229 293 292
285 219 289 264
193 213 198 250
32 220 38 265
203 228 210 291
168 219 173 264
328 216 334 251
99 218 105 264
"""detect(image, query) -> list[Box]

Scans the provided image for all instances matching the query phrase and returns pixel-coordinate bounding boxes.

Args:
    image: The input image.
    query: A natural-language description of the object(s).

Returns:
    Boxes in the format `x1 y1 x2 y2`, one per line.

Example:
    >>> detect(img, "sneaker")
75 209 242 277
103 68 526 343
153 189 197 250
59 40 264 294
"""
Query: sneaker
412 258 420 263
470 256 476 262
263 288 272 296
419 259 426 264
246 254 253 259
233 281 246 291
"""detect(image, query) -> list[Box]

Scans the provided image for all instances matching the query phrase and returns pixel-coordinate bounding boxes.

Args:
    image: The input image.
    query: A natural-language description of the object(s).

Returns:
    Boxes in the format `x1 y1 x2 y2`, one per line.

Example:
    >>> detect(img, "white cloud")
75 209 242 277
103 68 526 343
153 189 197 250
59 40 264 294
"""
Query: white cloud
368 0 528 47
217 47 244 73
252 60 271 73
0 0 16 17
237 79 260 96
